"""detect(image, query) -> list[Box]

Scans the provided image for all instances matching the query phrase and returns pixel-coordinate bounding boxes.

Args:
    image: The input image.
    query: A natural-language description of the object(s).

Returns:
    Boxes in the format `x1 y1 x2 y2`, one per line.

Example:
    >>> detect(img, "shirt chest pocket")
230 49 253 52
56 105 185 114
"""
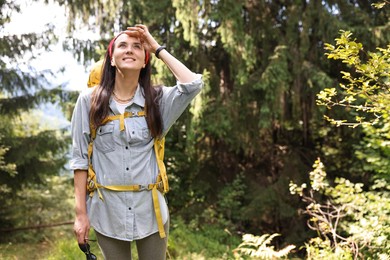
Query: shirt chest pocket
95 123 115 153
130 127 151 145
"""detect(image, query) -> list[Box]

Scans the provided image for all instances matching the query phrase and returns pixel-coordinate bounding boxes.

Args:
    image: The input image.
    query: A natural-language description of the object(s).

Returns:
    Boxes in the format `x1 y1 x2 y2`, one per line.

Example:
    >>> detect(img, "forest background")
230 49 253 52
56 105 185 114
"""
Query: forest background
0 0 389 259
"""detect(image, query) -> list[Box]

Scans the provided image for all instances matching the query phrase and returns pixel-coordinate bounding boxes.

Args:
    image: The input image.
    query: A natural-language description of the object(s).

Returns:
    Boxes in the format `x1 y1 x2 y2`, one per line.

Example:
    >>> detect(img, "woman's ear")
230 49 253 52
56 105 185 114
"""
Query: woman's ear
111 58 115 67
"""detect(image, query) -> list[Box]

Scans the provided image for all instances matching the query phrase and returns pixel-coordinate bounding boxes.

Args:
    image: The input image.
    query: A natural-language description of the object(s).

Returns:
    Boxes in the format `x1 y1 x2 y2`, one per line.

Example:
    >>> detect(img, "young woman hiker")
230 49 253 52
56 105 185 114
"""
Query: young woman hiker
70 24 203 260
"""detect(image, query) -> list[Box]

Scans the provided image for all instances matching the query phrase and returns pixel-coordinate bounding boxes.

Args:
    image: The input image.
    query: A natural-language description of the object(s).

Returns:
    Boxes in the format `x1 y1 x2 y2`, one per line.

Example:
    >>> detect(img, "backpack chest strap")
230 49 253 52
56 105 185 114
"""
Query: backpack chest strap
90 111 146 139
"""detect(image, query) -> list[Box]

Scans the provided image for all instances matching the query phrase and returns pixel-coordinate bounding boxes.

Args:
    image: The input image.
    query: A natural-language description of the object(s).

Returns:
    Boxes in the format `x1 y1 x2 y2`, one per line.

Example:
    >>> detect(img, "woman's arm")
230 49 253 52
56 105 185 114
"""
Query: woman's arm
156 48 198 83
126 24 198 83
73 169 90 244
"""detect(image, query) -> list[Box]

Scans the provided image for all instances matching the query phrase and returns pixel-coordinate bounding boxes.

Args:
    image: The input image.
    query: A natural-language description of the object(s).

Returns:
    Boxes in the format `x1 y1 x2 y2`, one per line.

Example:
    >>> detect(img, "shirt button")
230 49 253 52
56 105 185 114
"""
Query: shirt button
125 146 128 149
126 167 129 171
128 207 132 210
132 131 135 134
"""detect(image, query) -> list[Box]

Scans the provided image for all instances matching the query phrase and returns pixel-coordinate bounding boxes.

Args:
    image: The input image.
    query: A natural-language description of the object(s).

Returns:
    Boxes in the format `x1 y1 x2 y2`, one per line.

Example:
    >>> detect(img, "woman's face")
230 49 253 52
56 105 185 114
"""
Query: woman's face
111 34 146 72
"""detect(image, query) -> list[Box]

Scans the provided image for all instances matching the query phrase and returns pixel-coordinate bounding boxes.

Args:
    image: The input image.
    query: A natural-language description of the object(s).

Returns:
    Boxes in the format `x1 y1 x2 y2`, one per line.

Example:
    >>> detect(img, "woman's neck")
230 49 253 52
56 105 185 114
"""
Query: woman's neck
114 70 139 97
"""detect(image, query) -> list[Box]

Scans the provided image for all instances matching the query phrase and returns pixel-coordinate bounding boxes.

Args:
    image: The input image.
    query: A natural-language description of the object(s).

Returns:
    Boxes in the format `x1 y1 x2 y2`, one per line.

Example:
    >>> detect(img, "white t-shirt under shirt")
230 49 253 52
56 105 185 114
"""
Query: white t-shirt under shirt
115 100 131 114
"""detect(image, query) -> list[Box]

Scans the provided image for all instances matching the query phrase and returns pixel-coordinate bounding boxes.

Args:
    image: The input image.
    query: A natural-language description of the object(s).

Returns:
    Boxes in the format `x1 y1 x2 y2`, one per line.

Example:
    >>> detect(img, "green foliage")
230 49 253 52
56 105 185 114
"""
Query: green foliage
294 15 390 259
0 110 71 229
187 173 247 235
1 228 103 259
290 158 390 259
318 30 390 127
0 242 51 260
0 110 69 191
168 217 241 259
216 174 246 226
233 233 295 260
0 175 74 243
304 237 353 260
0 135 16 178
45 231 103 260
372 2 388 9
315 23 389 194
0 0 78 229
46 239 91 260
2 218 240 259
172 0 200 47
354 121 390 181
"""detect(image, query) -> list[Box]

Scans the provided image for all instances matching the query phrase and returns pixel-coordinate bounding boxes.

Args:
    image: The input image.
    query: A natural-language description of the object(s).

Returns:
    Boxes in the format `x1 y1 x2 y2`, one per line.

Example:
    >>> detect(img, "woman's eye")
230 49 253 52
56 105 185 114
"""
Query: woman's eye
133 44 142 49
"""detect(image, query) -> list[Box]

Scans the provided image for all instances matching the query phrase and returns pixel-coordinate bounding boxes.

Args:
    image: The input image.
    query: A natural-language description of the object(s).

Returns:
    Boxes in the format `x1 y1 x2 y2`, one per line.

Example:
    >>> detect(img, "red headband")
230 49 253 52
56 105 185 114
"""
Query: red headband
108 32 149 64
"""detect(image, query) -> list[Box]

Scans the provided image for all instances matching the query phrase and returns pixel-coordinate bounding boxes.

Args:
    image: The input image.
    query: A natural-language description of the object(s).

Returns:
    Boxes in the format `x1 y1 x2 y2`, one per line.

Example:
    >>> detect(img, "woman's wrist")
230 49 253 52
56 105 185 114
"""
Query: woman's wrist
149 41 160 53
155 46 167 59
75 211 88 218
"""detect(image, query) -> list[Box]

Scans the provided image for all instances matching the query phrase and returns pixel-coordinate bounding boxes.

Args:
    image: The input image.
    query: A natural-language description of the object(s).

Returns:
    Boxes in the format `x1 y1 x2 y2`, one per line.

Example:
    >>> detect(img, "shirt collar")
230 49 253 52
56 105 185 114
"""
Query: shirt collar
132 84 145 108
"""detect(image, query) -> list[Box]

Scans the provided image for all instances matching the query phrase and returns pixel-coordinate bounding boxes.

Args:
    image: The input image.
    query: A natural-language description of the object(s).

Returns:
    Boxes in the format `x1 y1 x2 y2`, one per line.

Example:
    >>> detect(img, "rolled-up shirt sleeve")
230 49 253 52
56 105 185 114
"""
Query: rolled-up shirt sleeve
70 88 93 170
160 74 203 135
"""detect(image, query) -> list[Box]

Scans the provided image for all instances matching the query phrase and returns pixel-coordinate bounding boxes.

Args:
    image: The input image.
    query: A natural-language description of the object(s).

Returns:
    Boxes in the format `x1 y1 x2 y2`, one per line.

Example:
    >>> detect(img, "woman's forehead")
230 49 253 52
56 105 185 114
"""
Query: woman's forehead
115 34 141 44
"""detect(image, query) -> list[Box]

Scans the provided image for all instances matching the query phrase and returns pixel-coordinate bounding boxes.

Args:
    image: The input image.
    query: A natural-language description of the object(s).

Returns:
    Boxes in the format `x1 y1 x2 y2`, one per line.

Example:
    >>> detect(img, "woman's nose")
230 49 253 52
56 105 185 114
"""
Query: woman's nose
125 46 133 54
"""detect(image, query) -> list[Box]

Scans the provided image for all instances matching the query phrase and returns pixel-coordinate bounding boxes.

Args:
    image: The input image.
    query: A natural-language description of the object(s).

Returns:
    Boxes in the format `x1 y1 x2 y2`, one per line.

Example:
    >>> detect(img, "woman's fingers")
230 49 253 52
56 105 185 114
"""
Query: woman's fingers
126 24 159 52
125 29 142 38
125 27 148 44
79 229 90 244
74 215 90 244
127 24 148 33
126 25 148 36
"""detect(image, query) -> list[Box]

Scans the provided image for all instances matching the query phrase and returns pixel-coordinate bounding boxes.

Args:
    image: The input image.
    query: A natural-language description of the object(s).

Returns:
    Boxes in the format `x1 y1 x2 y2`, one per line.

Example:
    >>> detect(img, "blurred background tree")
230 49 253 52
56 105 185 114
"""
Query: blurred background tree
0 0 77 239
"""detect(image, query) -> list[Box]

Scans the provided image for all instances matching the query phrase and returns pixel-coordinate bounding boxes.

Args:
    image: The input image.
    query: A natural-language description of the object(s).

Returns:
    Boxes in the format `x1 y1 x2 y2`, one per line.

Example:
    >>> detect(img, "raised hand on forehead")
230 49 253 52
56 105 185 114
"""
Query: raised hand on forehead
126 24 160 53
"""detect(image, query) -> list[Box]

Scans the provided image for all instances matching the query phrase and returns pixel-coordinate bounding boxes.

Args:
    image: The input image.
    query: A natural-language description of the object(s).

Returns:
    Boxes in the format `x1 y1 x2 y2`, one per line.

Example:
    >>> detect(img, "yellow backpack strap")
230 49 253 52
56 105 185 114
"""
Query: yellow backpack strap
152 186 166 238
101 111 146 131
150 137 168 238
154 137 169 193
87 123 103 199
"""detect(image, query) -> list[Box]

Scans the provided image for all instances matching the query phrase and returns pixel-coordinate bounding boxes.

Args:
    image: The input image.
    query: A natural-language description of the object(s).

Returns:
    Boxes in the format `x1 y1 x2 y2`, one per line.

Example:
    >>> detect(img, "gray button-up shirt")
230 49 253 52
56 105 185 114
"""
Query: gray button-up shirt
70 75 203 241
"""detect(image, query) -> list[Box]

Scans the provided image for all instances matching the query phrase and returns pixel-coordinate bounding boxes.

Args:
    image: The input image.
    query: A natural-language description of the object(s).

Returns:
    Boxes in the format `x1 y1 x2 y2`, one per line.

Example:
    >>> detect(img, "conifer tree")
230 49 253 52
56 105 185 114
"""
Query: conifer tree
0 0 76 230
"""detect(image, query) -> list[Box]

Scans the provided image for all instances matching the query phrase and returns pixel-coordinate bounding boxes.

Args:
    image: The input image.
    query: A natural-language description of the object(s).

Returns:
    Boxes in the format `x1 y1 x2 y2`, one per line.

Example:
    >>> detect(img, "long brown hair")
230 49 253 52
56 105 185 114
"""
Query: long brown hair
89 41 163 138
